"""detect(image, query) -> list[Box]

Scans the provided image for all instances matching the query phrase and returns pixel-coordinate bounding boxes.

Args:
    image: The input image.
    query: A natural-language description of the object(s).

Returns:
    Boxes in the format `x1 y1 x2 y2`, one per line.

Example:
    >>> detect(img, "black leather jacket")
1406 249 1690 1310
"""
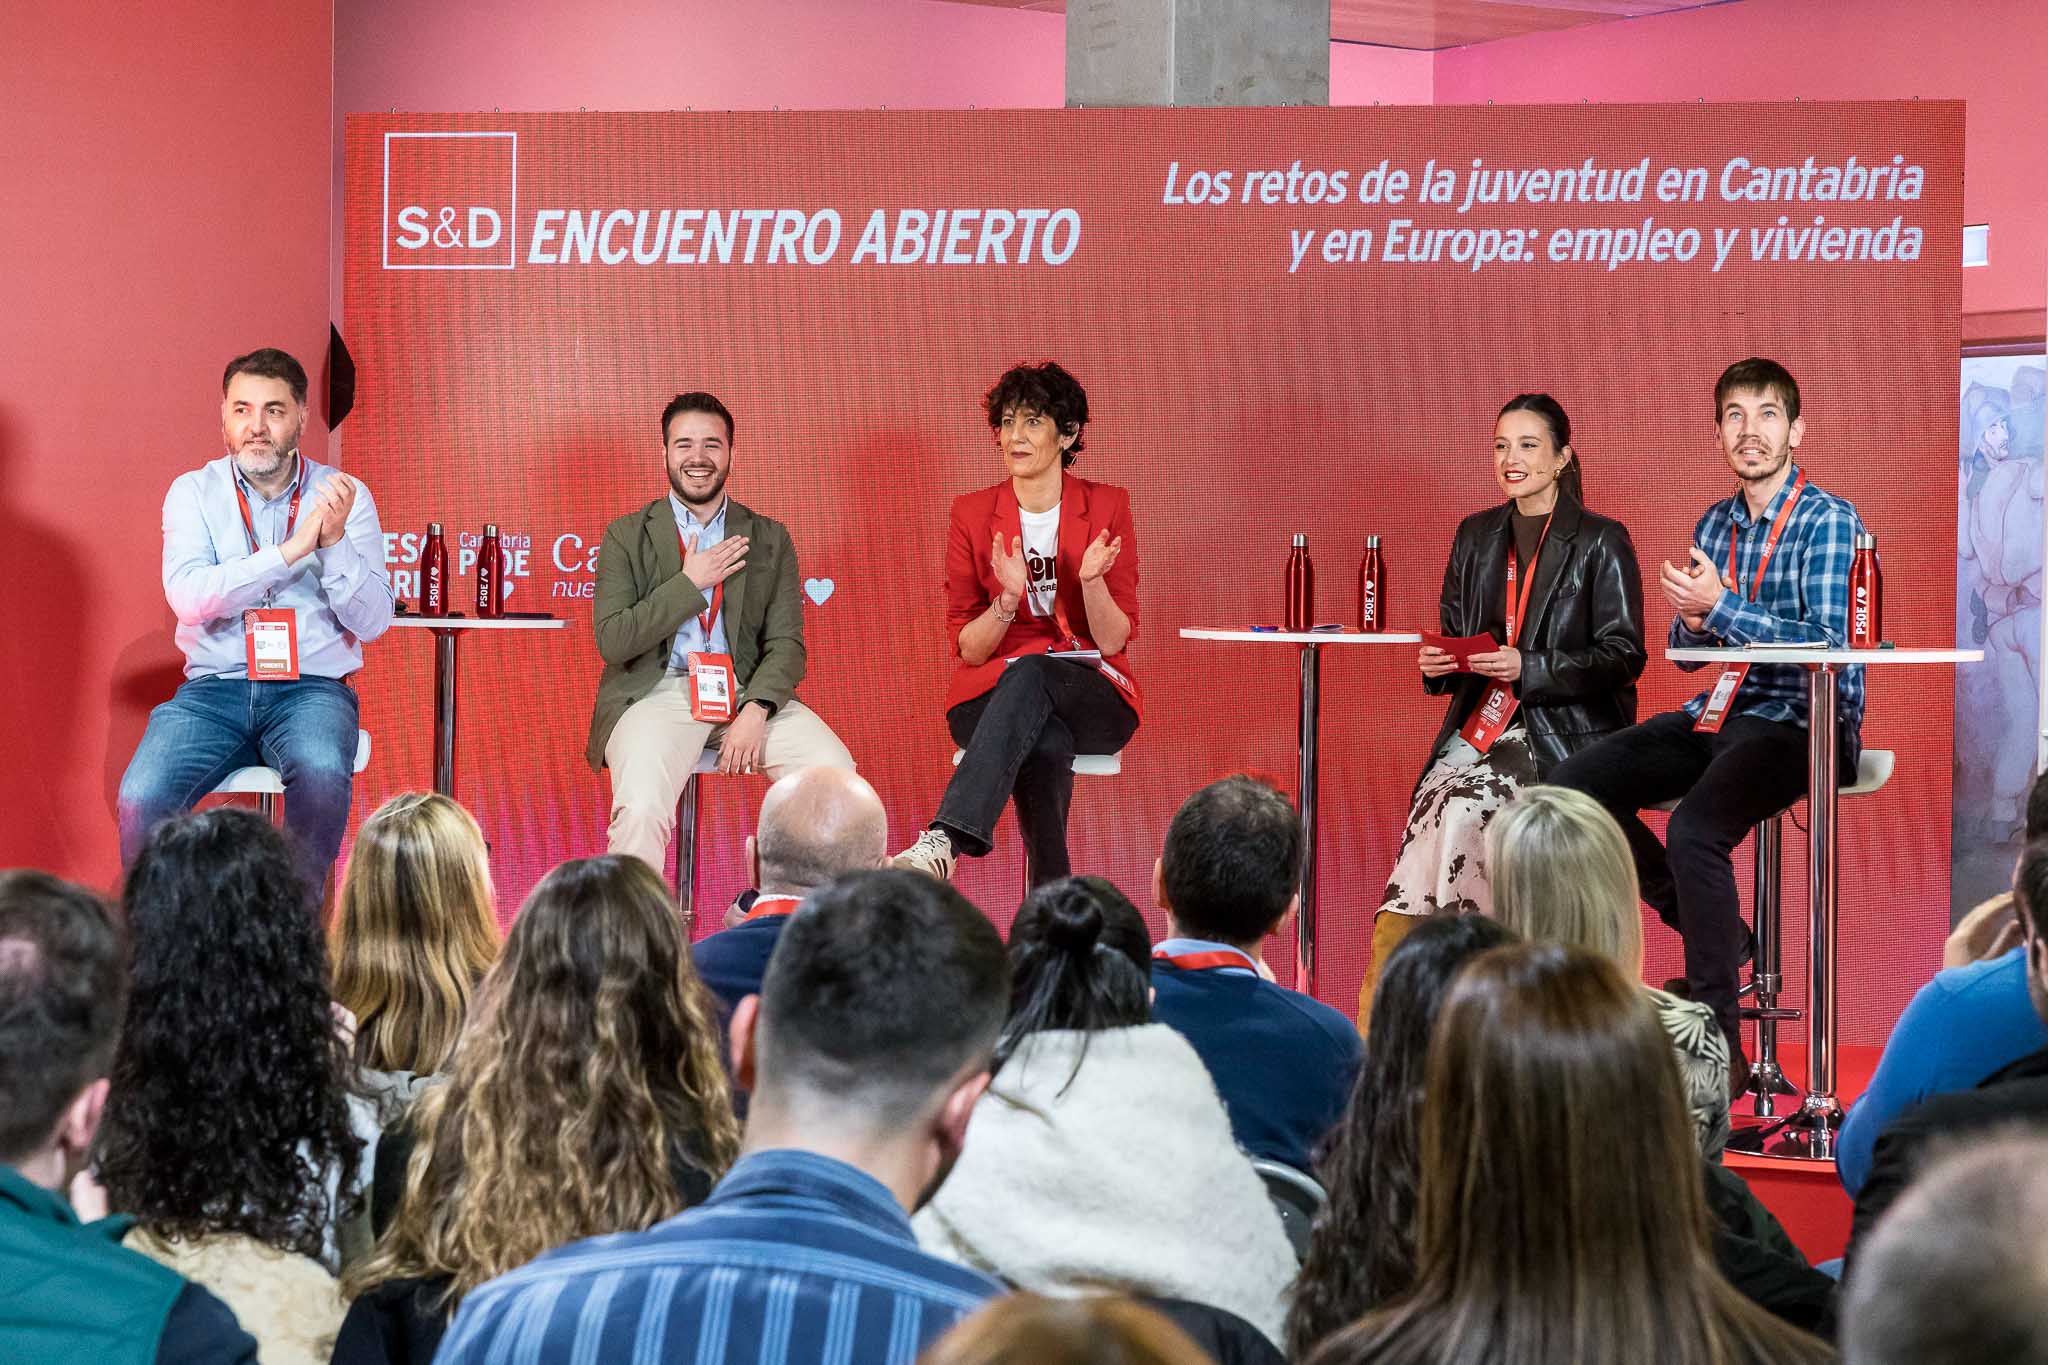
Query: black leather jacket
1421 496 1647 779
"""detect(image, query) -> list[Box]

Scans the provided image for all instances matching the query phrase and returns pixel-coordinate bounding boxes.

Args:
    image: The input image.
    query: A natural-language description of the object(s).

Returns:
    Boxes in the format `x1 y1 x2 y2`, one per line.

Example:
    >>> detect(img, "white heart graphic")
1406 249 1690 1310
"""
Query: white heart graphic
804 577 836 606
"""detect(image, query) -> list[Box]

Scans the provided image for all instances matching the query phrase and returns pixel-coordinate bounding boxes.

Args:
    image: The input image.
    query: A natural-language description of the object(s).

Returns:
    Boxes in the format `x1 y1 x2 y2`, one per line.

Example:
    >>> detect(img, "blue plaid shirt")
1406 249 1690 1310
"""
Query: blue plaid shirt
435 1149 1000 1365
1670 464 1865 763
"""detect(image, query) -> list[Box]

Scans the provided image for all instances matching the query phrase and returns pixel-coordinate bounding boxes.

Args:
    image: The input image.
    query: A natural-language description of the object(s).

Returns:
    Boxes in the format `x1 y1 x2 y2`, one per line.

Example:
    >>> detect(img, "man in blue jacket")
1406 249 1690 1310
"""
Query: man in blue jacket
1148 776 1363 1173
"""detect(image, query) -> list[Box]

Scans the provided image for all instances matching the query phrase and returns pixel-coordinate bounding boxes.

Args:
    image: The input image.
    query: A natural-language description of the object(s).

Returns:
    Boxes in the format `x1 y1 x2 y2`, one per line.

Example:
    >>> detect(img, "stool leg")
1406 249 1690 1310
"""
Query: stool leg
1745 815 1798 1114
675 774 699 934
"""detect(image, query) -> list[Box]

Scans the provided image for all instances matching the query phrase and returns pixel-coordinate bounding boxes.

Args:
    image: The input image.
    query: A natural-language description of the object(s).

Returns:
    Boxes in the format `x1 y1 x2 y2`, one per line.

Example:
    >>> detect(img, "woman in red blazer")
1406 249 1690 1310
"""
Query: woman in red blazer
893 361 1141 885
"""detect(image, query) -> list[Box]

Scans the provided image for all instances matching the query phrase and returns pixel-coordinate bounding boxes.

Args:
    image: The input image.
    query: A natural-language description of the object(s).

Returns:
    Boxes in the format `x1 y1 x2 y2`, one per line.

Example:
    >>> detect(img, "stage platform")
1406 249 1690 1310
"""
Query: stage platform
1725 1043 1878 1264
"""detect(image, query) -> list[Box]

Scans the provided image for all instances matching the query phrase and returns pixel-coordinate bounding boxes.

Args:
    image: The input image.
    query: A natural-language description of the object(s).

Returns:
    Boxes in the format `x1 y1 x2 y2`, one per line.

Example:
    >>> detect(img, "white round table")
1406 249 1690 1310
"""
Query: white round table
1666 645 1981 1160
1179 628 1422 995
388 615 569 795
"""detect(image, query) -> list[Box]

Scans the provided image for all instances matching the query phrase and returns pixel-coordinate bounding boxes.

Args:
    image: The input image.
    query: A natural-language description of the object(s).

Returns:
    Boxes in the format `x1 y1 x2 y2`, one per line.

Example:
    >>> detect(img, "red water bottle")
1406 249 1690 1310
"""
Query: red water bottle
1285 533 1314 632
1849 532 1881 647
476 523 503 619
419 522 448 617
1357 535 1385 631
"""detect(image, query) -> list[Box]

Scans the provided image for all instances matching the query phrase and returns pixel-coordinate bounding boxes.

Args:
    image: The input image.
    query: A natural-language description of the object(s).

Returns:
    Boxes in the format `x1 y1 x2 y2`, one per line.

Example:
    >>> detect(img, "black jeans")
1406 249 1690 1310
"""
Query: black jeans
1549 710 1837 1051
936 655 1138 886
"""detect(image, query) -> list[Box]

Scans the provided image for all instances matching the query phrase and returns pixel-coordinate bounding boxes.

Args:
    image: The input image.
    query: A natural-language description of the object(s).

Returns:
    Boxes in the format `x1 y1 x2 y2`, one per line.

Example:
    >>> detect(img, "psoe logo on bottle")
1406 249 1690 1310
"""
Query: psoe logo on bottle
383 131 517 270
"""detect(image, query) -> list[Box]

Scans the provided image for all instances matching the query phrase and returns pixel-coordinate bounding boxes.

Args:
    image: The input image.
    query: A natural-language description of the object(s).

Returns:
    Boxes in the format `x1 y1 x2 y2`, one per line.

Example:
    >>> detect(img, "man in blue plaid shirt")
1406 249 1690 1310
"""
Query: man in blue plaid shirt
1555 358 1865 1076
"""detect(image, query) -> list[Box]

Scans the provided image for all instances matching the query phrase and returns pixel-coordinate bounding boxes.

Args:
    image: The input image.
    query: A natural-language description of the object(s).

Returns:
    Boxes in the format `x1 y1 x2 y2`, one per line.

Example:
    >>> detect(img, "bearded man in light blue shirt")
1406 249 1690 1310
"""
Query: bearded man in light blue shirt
117 348 394 893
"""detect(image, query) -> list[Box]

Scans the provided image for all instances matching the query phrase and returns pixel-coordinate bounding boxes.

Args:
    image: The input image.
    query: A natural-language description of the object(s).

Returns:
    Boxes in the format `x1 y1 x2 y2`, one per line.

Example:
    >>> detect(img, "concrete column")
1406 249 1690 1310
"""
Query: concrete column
1066 0 1329 108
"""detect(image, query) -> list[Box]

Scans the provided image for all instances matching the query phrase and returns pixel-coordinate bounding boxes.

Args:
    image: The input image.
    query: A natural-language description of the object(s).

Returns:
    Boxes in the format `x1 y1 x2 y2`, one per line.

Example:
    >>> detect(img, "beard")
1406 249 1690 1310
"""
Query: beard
231 432 299 484
1732 443 1790 483
670 464 730 507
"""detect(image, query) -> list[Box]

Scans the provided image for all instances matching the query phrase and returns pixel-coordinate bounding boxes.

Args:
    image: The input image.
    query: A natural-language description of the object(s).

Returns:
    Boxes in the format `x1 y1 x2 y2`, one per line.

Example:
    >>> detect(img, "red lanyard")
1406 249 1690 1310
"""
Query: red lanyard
1727 471 1806 602
232 465 303 554
1152 947 1260 973
678 525 724 635
1501 513 1553 647
743 894 802 922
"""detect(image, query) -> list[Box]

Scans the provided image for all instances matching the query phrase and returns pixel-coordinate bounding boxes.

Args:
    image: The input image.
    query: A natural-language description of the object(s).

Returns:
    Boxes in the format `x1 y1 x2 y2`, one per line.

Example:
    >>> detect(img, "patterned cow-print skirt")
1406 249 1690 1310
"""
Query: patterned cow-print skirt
1378 726 1538 919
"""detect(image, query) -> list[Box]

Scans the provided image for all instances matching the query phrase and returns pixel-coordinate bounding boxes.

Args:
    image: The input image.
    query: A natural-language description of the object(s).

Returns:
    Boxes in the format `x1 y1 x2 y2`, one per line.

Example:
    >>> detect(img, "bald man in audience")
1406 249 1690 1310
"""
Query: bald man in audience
691 766 890 1020
1842 1134 2048 1365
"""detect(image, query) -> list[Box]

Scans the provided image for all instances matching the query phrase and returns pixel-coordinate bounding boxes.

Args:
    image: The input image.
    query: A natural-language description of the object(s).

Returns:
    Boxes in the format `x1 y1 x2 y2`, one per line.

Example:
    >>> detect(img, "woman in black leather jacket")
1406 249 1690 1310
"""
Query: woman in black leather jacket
1359 395 1646 1026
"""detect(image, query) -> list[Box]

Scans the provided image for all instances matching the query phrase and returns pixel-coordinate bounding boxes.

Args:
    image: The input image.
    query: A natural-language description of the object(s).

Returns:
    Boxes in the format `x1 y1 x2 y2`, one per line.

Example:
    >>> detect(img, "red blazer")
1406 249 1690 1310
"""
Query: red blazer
944 473 1142 719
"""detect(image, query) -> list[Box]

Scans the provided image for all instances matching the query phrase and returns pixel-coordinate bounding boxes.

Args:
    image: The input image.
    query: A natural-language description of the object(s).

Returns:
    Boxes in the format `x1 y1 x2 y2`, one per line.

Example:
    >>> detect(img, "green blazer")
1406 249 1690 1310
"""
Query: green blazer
585 495 808 771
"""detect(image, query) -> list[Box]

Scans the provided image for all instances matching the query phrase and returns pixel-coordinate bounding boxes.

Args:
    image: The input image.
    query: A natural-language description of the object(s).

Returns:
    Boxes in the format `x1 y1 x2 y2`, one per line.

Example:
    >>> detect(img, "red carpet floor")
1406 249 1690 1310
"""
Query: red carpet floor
1724 1043 1878 1264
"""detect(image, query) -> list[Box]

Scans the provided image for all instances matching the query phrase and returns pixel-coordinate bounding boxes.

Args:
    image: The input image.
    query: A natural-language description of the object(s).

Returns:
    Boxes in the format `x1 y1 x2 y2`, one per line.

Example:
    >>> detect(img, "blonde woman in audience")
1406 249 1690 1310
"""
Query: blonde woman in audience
330 792 501 1119
924 1294 1217 1365
1305 944 1832 1365
97 809 365 1364
913 876 1298 1348
334 855 738 1365
1487 784 1733 1153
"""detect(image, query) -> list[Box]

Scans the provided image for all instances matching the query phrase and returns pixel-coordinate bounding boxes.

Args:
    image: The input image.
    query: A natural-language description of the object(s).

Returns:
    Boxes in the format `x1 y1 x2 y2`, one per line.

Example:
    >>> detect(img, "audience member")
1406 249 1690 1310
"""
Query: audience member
435 868 1010 1364
95 810 366 1364
692 766 888 1019
338 854 737 1364
1146 776 1363 1171
1835 771 2048 1194
0 870 259 1364
329 792 501 1119
923 1294 1214 1365
1288 914 1518 1359
1847 837 2048 1262
915 874 1296 1346
1488 785 1732 1147
1841 1133 2048 1365
1304 943 1832 1365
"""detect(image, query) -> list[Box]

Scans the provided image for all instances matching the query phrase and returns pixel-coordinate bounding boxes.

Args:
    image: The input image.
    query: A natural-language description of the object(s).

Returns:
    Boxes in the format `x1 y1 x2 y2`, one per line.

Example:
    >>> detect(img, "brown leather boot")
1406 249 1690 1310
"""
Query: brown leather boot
1357 911 1426 1035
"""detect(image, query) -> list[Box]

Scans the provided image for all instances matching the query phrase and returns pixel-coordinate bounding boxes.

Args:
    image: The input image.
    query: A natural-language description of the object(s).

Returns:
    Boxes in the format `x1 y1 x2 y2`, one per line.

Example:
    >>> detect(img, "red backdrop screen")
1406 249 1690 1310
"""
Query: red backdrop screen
343 102 1962 1041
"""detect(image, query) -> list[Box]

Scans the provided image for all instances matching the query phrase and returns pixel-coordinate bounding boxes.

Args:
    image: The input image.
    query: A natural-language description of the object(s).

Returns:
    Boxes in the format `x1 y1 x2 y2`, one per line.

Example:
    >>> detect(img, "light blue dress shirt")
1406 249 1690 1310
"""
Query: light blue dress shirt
161 454 394 680
667 493 732 668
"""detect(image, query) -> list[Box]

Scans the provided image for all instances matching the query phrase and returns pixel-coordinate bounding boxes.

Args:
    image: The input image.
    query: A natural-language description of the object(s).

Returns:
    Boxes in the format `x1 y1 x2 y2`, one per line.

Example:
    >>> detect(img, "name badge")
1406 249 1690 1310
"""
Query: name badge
687 651 737 723
1694 664 1750 734
1459 681 1520 753
243 608 300 681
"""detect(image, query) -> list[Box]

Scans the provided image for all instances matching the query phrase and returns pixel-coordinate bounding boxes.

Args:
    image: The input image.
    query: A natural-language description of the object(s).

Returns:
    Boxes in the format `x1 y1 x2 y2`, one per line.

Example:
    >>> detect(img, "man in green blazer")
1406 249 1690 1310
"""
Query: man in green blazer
588 392 854 873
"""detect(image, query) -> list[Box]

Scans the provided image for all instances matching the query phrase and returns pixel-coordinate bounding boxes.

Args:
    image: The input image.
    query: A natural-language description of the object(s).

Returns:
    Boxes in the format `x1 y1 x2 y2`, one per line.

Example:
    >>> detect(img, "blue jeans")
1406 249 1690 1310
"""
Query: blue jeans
118 675 360 889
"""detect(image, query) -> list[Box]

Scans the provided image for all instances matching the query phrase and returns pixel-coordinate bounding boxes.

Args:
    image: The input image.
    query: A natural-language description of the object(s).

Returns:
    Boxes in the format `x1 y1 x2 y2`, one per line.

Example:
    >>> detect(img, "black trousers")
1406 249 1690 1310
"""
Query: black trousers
935 655 1138 886
1549 709 1831 1050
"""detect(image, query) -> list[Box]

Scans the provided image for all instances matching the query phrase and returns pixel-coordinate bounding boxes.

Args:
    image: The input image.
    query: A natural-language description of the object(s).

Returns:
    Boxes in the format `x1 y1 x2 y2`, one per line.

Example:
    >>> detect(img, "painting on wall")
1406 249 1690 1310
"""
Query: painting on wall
1955 349 2047 918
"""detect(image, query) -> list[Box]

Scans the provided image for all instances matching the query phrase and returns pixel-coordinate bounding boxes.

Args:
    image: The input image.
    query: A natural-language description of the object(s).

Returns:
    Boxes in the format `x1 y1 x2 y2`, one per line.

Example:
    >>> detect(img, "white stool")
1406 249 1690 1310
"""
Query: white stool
951 748 1122 893
210 730 372 820
1653 748 1894 1121
673 748 723 932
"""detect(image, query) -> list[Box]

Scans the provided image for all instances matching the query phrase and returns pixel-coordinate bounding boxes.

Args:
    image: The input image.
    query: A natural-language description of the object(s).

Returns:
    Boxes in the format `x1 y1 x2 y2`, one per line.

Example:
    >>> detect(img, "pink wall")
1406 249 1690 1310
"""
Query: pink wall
0 0 334 887
334 0 1065 114
1434 0 2048 330
1331 41 1434 106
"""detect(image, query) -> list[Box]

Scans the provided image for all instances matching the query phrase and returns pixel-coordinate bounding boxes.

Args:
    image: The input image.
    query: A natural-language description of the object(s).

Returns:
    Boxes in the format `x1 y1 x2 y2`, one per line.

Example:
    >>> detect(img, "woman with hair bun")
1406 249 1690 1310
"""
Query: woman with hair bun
1365 393 1647 1024
913 876 1297 1350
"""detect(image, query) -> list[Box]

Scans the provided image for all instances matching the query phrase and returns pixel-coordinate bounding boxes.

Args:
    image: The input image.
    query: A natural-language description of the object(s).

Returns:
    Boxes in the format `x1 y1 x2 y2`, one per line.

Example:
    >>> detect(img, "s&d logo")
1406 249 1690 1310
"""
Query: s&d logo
383 131 517 270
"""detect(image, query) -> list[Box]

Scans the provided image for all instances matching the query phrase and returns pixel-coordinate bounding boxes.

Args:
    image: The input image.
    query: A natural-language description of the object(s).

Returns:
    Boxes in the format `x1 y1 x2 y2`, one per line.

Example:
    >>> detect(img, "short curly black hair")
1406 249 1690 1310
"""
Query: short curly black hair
96 809 362 1260
984 361 1090 466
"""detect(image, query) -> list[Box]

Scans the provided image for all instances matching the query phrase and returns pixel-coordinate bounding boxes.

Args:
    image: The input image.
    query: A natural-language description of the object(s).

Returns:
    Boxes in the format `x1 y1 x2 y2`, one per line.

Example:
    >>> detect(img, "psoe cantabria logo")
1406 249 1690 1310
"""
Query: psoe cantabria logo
383 131 517 270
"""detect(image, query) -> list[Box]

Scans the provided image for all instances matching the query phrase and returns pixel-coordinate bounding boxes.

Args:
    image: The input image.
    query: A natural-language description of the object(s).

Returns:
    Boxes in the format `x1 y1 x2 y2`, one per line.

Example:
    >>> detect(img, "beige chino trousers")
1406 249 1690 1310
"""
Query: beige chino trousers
605 670 855 872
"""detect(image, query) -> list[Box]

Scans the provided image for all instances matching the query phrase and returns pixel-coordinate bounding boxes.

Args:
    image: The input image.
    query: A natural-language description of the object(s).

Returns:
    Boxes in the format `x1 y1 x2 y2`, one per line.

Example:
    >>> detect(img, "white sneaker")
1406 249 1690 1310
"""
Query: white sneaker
892 828 958 882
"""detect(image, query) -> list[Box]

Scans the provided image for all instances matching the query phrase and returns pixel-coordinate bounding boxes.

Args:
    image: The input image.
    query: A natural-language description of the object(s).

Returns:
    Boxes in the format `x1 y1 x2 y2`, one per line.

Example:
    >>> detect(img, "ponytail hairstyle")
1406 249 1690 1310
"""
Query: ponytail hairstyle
996 876 1152 1077
1498 393 1584 507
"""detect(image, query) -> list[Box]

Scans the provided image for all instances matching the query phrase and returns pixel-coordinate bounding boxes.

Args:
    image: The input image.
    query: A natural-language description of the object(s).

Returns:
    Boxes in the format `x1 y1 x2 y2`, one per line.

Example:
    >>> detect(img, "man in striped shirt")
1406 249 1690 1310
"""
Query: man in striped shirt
1555 357 1866 1072
436 869 1010 1365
